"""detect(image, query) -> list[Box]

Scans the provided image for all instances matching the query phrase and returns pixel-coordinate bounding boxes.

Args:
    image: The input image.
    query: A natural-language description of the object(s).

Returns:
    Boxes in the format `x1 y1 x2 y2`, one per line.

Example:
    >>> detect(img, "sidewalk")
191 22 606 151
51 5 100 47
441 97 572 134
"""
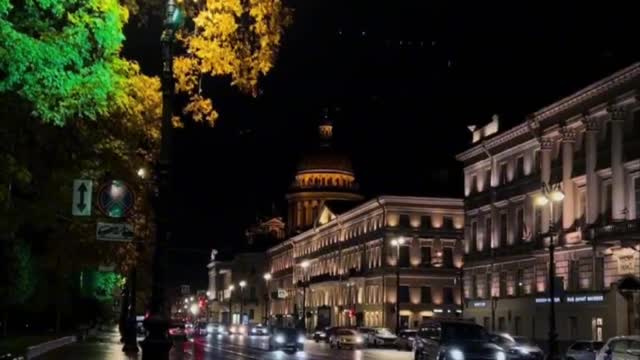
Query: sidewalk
37 326 192 360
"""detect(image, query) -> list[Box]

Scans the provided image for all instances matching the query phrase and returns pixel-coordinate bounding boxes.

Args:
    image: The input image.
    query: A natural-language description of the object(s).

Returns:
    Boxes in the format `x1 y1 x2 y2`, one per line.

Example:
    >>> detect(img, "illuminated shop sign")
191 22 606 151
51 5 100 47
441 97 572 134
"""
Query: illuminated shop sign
535 297 561 304
469 301 487 308
566 294 604 303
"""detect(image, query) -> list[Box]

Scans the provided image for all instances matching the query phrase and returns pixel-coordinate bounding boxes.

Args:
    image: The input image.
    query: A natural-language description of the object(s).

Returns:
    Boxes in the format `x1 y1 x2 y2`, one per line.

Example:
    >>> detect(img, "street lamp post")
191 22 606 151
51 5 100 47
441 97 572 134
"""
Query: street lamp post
239 281 247 325
141 0 182 358
535 182 565 360
263 273 272 326
227 285 235 325
300 260 310 333
391 237 405 334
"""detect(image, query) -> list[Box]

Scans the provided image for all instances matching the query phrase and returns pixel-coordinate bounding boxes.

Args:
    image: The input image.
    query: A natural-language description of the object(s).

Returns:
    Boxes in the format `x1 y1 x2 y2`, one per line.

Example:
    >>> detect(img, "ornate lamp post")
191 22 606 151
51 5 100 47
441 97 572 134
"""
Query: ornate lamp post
300 260 310 333
239 280 247 324
391 236 405 334
263 273 272 326
140 0 182 358
535 182 565 360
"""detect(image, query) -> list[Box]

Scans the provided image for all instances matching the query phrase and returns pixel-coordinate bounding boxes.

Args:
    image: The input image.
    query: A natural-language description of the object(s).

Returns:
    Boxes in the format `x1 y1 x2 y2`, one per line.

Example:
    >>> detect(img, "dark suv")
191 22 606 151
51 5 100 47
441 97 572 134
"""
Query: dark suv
414 320 505 360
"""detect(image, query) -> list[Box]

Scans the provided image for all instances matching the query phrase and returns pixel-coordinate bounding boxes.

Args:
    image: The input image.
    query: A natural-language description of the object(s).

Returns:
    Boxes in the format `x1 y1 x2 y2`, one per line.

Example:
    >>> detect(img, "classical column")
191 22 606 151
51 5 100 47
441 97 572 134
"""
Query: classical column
561 127 576 230
582 115 600 225
608 106 626 221
540 138 554 232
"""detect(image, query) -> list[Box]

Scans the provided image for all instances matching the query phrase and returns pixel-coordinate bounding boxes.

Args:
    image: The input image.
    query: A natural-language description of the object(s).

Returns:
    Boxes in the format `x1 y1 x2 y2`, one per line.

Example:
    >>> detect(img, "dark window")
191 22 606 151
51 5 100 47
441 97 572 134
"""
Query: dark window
443 287 454 304
472 275 478 298
421 246 432 266
498 317 506 331
443 247 454 268
534 207 542 234
399 214 411 227
595 257 604 290
633 111 640 137
443 216 454 229
249 309 255 320
471 175 477 193
486 169 492 187
515 208 524 244
486 273 492 299
485 218 492 250
421 287 432 304
472 222 478 251
569 316 578 339
421 216 432 229
569 260 580 291
500 213 508 246
400 316 410 330
516 269 524 296
516 157 524 178
500 163 508 184
399 246 410 267
398 286 410 303
499 272 507 297
514 316 522 335
533 151 540 173
250 287 256 299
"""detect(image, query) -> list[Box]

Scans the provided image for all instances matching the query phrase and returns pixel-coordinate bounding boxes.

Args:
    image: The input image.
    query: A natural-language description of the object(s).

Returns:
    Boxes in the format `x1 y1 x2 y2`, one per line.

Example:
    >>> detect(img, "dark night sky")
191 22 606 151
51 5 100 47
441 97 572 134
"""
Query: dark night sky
123 1 639 288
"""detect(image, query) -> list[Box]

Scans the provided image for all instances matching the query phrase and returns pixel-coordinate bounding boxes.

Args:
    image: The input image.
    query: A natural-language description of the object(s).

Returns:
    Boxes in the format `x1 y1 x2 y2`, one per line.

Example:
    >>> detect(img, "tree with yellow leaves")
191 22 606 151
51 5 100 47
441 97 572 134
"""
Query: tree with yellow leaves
173 0 291 125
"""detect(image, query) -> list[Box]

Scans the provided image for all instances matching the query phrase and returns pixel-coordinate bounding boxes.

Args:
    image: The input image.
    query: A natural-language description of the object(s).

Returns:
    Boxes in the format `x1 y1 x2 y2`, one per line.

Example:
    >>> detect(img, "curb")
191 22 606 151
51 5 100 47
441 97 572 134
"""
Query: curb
25 336 76 359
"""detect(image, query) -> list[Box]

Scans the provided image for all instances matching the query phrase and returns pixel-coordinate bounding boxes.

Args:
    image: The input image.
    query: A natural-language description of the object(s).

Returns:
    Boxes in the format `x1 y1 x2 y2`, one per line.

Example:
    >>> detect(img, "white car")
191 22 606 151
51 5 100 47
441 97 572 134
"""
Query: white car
329 329 364 349
597 336 640 360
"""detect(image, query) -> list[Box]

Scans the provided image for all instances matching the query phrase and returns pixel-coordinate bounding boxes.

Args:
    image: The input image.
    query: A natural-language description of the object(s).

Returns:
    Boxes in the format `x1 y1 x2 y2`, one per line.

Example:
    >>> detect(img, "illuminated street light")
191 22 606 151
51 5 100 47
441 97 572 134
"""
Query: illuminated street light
239 281 247 325
190 296 194 301
263 273 272 326
390 236 405 247
190 303 199 315
534 182 564 360
263 273 272 281
137 167 147 179
184 298 188 304
300 260 310 269
239 280 247 288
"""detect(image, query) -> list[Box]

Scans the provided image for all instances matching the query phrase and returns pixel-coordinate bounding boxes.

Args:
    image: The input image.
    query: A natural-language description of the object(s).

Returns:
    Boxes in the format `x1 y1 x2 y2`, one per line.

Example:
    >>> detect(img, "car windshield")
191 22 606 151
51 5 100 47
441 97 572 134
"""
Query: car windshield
593 342 604 350
376 328 394 336
442 324 488 342
338 329 354 336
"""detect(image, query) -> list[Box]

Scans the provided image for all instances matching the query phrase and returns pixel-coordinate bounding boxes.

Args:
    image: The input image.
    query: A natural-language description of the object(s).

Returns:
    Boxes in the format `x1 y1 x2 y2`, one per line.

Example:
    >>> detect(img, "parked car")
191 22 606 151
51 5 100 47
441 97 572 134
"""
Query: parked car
567 340 605 360
313 326 330 342
367 328 397 347
329 328 364 349
414 320 505 360
490 333 543 360
250 324 269 336
396 329 417 351
596 336 640 360
358 327 375 346
229 324 247 335
268 327 305 354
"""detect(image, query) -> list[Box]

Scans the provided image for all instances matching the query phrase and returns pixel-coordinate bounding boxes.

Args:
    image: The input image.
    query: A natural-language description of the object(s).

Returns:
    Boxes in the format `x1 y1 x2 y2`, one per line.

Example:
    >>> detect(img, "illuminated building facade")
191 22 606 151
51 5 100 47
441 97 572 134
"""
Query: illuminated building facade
267 196 465 331
457 62 640 344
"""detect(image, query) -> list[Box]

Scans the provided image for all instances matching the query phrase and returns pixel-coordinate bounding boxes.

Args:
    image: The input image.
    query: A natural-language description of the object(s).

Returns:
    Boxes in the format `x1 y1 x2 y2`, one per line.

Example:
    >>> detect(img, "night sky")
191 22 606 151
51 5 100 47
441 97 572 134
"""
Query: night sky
123 1 639 289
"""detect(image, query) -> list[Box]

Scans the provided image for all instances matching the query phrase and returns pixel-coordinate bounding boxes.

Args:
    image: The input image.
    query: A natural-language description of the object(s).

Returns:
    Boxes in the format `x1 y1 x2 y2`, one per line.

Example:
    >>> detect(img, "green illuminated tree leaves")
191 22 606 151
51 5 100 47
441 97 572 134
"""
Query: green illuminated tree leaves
0 0 130 125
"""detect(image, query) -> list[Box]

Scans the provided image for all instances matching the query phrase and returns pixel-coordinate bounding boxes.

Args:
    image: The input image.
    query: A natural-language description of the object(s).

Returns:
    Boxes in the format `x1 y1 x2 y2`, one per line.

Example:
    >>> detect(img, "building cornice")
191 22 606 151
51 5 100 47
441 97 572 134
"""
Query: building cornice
456 62 640 162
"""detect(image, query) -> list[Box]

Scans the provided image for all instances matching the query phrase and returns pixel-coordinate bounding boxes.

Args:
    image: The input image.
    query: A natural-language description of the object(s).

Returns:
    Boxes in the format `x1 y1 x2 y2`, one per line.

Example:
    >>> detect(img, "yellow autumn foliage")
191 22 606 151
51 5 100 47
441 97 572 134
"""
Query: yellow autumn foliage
174 0 290 124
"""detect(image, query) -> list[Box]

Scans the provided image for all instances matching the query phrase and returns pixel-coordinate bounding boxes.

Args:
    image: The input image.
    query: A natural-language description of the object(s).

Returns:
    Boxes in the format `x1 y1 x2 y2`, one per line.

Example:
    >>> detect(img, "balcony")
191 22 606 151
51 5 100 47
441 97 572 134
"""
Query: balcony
584 219 640 245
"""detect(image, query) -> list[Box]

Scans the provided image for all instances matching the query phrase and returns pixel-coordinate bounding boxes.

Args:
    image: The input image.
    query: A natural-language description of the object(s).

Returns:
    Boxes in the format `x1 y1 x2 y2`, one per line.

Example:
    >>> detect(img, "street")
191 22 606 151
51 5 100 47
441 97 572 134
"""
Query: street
189 334 412 360
40 331 413 360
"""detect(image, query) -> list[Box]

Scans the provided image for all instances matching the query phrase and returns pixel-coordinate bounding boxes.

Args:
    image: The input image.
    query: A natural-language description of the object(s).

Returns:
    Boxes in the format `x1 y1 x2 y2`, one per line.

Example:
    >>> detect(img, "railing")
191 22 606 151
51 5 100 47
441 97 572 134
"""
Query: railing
586 219 640 242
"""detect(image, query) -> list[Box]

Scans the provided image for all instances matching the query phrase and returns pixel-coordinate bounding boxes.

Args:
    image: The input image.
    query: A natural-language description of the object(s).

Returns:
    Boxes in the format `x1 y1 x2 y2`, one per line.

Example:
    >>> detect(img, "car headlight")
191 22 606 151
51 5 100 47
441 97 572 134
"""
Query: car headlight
449 348 465 360
206 325 214 333
275 335 285 344
298 335 306 343
356 336 364 344
496 351 506 360
511 347 530 355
